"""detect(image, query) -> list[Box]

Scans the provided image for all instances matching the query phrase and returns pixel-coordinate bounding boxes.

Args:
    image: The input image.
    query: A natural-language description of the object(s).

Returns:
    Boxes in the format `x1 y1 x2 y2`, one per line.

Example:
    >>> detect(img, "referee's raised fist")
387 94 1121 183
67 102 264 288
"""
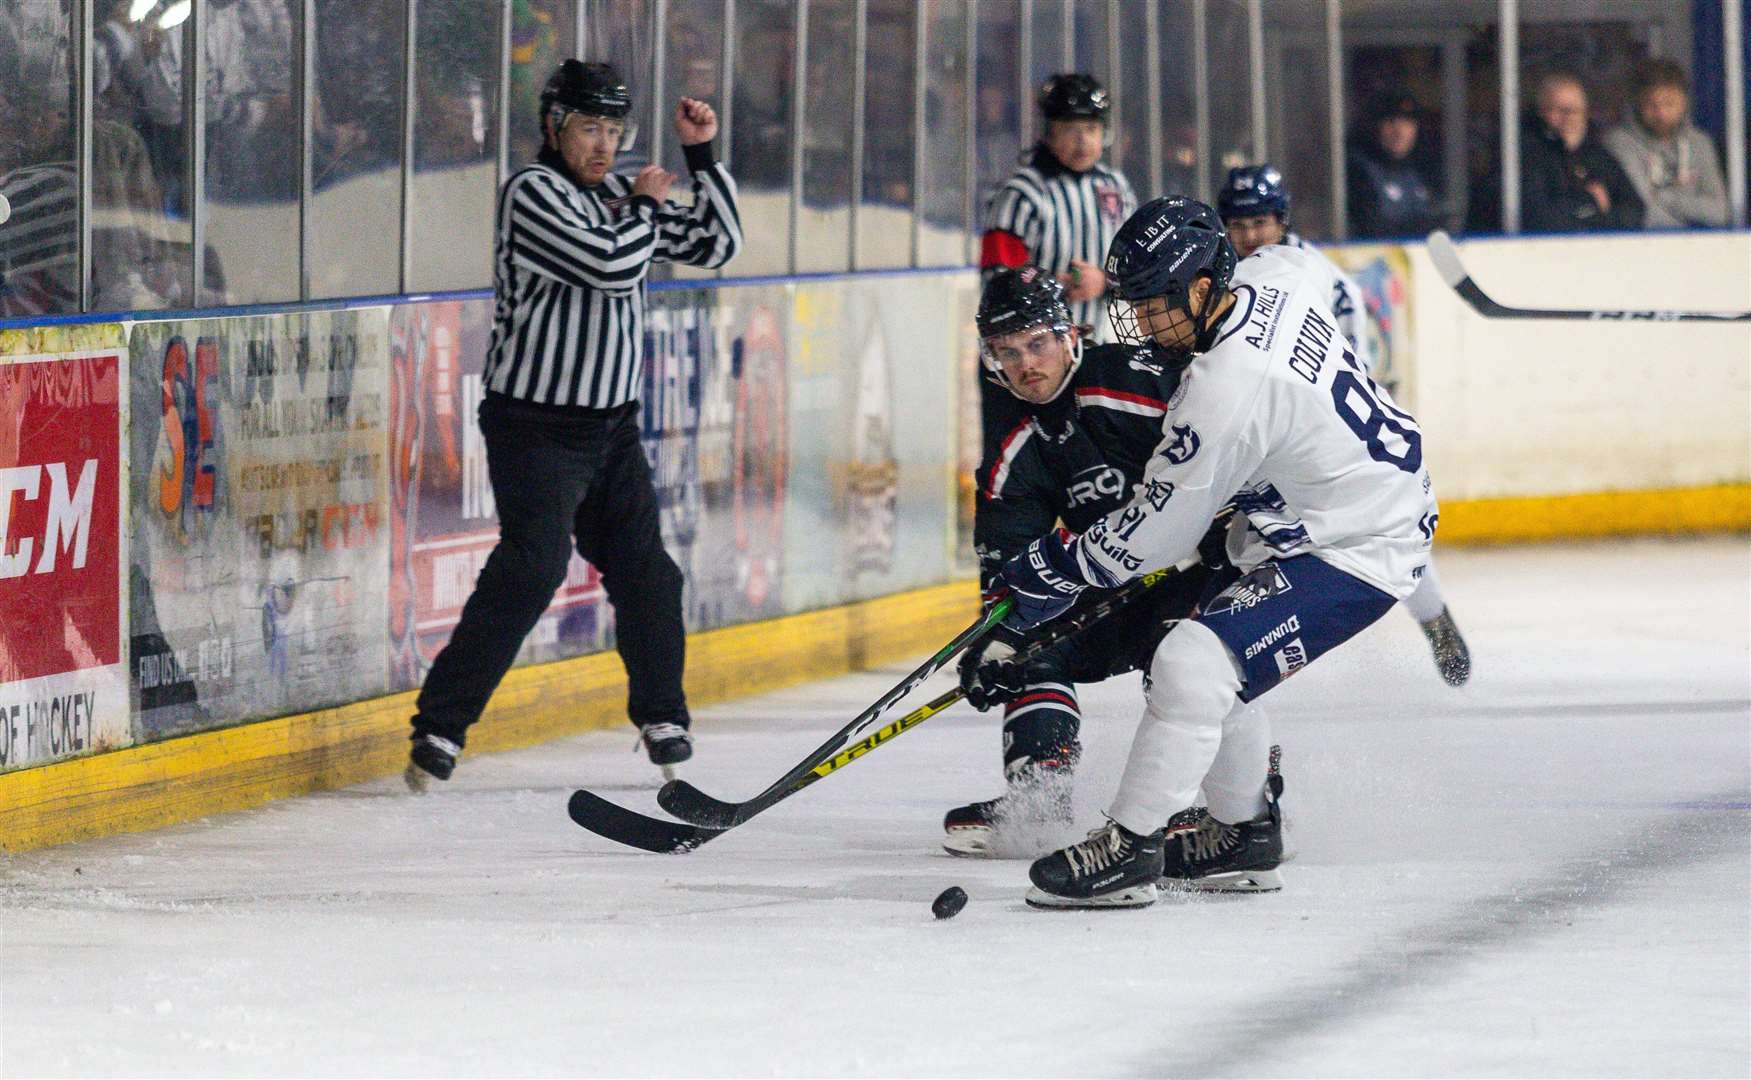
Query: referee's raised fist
675 98 718 145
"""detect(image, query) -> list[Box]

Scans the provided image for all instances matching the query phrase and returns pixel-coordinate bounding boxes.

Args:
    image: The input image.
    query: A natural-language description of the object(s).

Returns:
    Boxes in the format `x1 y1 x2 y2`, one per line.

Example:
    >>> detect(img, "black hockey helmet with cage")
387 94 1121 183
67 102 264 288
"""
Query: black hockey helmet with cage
1217 163 1291 224
977 266 1083 399
1105 197 1238 359
1039 73 1110 123
541 60 638 149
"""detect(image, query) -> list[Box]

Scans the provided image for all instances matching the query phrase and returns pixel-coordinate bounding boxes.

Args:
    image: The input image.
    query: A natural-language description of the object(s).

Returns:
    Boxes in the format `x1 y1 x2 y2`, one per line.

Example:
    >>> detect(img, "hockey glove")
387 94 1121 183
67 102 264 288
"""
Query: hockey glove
998 529 1088 630
958 635 1029 711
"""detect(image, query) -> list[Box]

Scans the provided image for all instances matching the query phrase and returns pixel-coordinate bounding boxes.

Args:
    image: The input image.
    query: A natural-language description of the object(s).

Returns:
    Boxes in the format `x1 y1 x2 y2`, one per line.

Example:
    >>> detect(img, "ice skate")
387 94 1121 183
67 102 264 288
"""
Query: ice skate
638 721 693 782
942 756 1073 857
1160 781 1284 893
405 733 460 794
1026 820 1165 909
1420 607 1471 687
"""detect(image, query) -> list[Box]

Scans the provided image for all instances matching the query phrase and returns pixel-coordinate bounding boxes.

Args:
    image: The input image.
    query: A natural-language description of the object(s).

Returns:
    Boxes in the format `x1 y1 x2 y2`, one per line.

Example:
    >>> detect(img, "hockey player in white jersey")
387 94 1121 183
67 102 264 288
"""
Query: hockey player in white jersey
1219 163 1470 687
997 197 1438 908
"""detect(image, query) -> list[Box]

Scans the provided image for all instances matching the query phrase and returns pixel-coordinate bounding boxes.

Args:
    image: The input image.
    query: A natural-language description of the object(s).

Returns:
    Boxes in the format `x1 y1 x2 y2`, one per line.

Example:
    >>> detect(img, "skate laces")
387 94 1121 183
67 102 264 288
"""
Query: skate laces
633 722 690 751
1180 816 1241 862
419 734 461 758
1064 822 1129 879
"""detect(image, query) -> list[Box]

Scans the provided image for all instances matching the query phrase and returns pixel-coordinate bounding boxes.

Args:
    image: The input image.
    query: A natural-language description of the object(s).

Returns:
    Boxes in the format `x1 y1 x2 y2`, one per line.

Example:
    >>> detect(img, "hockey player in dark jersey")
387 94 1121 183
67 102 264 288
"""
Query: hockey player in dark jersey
946 266 1222 856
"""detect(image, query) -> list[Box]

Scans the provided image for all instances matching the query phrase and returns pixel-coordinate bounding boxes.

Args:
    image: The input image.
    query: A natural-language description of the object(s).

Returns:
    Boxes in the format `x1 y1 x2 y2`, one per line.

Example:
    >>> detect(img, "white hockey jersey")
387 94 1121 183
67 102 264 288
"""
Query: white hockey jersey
1070 245 1435 600
1281 232 1377 375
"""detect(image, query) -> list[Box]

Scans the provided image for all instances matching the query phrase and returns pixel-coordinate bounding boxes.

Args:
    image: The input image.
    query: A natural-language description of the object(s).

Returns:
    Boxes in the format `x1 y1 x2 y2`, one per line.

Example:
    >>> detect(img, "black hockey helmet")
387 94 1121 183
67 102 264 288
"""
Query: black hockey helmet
541 60 637 147
1105 197 1238 358
1039 73 1110 124
977 266 1083 399
1217 163 1291 223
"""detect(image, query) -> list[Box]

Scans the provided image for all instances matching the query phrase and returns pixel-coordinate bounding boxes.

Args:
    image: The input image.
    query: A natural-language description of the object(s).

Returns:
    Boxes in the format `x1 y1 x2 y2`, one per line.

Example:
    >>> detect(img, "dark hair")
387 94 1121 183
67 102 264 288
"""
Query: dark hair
1630 57 1690 98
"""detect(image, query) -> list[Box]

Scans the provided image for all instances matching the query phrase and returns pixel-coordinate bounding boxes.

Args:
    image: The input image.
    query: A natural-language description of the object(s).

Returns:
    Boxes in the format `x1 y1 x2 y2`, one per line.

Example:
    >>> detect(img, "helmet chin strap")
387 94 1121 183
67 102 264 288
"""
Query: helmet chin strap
1184 277 1227 355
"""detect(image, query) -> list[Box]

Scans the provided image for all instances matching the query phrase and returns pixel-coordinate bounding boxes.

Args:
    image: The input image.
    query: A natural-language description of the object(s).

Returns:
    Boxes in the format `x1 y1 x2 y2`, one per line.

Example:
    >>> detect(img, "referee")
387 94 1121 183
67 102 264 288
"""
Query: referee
980 73 1137 343
407 60 742 789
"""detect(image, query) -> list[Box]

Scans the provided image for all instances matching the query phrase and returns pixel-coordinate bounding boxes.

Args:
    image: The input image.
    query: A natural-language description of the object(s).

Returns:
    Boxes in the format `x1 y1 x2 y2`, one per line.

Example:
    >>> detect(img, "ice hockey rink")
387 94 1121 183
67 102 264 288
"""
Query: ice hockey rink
3 537 1747 1078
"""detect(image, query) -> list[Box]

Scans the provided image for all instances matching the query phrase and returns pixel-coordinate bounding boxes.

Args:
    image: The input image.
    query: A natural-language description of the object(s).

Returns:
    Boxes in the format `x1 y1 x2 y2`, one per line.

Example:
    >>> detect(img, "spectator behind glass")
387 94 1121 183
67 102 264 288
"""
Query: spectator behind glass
1516 70 1642 235
1603 58 1728 230
1346 92 1444 240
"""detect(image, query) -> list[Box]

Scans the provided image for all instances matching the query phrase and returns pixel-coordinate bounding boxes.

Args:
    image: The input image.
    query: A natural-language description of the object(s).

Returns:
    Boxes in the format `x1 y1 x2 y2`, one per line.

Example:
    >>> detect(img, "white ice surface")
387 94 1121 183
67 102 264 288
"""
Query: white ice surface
3 538 1748 1078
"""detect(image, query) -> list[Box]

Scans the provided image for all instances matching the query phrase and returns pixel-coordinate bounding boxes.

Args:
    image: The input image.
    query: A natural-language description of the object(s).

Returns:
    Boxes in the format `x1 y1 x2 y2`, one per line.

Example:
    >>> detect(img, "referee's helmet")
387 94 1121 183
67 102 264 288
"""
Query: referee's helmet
542 60 637 148
1039 73 1110 124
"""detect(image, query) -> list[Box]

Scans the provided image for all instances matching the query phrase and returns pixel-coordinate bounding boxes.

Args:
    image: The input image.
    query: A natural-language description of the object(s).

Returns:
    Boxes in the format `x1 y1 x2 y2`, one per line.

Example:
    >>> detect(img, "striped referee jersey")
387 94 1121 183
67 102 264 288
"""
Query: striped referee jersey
981 147 1137 341
0 162 79 317
484 143 742 408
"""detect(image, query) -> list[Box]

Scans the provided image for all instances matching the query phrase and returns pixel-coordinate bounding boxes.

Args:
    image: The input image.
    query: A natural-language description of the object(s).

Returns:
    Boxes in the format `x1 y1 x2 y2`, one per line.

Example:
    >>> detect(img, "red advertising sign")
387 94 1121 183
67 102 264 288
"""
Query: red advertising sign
0 352 122 684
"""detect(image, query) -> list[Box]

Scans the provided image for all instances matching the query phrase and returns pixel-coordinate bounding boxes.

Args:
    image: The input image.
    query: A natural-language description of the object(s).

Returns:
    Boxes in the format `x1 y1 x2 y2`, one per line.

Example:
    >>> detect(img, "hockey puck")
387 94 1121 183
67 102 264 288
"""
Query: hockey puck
931 885 967 920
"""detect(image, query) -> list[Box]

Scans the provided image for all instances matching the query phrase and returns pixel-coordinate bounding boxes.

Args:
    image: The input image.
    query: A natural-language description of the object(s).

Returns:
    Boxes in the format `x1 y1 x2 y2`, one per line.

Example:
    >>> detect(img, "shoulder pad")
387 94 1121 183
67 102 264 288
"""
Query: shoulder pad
1074 343 1184 398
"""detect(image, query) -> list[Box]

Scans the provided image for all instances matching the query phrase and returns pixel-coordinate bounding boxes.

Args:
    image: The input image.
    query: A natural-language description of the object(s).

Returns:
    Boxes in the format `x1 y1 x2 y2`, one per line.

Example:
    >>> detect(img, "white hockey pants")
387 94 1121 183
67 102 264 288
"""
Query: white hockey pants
1107 620 1271 834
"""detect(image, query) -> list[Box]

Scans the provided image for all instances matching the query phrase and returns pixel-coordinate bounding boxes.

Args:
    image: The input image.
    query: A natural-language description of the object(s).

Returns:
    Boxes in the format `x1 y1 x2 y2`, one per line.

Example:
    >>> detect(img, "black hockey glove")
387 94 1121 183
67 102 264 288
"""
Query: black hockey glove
957 633 1035 711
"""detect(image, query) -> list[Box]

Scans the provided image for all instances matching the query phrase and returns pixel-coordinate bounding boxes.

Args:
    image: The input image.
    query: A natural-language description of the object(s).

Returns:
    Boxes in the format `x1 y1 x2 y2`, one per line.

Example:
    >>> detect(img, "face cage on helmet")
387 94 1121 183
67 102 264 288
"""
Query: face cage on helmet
979 324 1084 402
1109 279 1222 358
551 106 639 151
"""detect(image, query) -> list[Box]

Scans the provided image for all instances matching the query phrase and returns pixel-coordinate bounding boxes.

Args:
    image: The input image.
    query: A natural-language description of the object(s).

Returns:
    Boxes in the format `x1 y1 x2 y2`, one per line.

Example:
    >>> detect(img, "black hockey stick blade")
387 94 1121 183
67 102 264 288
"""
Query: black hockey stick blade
656 780 740 829
657 560 1198 830
652 603 1012 830
659 686 967 828
566 789 725 853
1427 230 1751 322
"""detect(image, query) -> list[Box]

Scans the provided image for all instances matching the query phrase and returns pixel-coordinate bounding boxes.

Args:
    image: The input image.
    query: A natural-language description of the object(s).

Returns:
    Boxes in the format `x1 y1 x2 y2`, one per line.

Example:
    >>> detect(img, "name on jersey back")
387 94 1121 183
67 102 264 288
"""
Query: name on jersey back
1288 307 1337 384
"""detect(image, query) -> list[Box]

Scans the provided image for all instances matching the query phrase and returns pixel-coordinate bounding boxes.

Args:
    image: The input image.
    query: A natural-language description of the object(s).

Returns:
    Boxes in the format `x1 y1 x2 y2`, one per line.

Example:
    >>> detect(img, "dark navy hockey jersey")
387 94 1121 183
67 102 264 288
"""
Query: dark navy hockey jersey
973 342 1187 586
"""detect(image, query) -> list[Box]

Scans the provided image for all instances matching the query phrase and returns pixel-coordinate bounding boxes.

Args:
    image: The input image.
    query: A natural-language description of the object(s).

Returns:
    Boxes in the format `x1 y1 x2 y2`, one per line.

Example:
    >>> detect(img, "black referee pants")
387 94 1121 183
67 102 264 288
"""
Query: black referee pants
413 393 688 747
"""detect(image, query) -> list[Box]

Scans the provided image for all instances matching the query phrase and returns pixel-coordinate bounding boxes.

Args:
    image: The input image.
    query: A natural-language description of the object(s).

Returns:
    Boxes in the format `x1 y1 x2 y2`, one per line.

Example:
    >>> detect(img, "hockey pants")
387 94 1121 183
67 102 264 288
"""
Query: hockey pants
1107 555 1396 834
413 394 688 747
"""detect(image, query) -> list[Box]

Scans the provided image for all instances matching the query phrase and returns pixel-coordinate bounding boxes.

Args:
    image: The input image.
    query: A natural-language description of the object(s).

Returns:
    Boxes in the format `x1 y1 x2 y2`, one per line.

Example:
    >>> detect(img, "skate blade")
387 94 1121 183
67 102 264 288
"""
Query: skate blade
403 762 430 795
660 764 681 783
942 827 995 858
1167 867 1284 893
1024 882 1158 910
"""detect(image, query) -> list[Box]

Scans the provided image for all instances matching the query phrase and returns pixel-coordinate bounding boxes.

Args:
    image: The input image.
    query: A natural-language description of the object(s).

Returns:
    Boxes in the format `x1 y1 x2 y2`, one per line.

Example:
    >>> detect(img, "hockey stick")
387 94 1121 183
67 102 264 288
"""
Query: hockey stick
566 597 1015 853
658 562 1190 828
1426 230 1751 323
567 564 1187 851
565 685 971 853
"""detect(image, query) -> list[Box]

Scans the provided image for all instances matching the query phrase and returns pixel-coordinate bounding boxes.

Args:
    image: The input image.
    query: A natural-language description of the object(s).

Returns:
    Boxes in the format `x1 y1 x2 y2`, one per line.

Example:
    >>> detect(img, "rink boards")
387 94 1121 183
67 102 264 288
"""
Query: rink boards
0 230 1746 850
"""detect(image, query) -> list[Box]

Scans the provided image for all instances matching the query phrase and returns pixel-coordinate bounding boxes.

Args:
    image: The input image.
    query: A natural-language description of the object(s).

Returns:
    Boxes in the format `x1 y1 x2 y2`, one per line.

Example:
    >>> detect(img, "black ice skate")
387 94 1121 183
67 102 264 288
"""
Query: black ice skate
1420 608 1471 687
1160 778 1284 893
405 732 460 793
942 756 1073 858
1160 744 1291 856
638 721 693 781
1026 820 1166 909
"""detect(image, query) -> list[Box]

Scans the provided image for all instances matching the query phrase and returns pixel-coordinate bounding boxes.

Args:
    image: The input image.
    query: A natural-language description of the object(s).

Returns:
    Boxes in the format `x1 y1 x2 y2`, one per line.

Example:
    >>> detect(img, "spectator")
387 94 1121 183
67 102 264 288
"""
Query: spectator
1346 92 1443 239
1517 70 1642 235
1604 58 1728 230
